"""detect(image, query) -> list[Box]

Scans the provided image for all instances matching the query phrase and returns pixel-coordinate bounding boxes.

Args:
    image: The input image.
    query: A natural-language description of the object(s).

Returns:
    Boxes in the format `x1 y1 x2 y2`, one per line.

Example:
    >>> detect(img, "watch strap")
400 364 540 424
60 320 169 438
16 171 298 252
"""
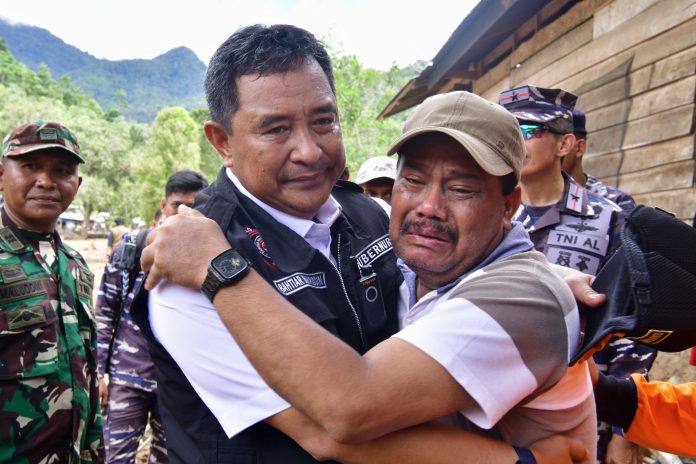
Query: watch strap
513 446 536 464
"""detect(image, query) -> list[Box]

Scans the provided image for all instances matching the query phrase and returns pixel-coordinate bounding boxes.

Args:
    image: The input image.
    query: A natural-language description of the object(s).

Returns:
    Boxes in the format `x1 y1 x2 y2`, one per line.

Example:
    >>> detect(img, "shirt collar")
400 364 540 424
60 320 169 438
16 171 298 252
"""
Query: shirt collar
226 168 342 237
399 222 534 307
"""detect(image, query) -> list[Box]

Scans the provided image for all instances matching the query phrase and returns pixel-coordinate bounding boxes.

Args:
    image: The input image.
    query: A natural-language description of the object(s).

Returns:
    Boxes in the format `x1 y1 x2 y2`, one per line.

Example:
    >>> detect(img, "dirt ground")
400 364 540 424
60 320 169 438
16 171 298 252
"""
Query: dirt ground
66 238 695 462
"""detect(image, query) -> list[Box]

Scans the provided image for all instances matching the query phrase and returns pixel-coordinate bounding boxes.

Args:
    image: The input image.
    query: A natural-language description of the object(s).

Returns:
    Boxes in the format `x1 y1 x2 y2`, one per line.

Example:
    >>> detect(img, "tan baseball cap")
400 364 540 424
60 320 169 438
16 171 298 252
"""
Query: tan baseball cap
387 91 524 181
355 156 397 184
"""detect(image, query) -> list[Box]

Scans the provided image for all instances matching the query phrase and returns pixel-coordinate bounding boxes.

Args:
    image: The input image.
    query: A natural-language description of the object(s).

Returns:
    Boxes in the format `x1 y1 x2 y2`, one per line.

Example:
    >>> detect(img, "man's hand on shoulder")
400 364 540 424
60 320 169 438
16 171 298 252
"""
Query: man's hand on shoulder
550 263 606 308
141 205 230 290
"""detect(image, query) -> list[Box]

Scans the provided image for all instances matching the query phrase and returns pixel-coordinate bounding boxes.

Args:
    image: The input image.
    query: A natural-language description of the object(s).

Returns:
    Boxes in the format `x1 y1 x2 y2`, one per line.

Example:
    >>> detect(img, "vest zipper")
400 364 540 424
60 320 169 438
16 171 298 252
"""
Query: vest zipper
330 234 367 350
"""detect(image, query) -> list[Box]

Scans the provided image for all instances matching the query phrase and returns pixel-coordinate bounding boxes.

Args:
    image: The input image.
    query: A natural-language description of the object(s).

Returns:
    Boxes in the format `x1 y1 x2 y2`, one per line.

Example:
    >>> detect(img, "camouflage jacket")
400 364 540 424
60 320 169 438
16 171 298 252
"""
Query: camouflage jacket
0 210 104 463
95 237 155 391
585 173 637 214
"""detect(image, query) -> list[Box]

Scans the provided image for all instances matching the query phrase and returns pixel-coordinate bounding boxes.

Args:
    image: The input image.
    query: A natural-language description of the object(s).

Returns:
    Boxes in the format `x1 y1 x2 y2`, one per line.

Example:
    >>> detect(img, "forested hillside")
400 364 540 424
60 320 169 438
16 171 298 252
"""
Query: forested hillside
0 18 206 122
0 38 217 229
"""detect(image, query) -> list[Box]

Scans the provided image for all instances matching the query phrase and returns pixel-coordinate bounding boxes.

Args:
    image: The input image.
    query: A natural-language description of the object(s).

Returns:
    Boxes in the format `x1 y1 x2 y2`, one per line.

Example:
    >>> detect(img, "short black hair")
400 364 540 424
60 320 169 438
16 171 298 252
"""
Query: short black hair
205 24 335 132
114 218 124 226
165 170 208 197
153 208 163 222
500 173 518 196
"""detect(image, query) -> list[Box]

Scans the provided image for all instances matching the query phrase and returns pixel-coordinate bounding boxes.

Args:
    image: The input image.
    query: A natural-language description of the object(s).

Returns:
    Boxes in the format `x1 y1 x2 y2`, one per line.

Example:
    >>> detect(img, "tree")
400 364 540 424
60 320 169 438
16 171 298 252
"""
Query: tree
189 108 222 181
134 107 202 220
331 54 416 178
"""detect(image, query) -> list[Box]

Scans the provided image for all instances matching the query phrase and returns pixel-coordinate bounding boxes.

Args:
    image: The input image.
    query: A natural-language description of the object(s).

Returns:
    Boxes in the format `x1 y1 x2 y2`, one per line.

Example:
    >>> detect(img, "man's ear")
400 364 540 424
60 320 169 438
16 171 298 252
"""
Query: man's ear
503 186 522 231
558 134 577 158
77 175 83 189
160 198 167 210
204 121 234 168
0 162 4 192
575 138 587 159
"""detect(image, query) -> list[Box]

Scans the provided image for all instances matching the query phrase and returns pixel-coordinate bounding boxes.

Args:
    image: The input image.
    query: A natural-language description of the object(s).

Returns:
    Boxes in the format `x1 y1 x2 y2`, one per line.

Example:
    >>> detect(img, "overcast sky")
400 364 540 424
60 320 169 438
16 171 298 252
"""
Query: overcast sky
0 0 479 70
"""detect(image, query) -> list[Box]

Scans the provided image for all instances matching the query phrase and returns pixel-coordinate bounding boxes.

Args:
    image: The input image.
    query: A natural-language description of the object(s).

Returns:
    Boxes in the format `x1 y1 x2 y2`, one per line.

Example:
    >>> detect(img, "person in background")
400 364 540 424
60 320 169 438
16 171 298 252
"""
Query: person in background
96 170 208 463
355 156 397 204
107 217 129 257
594 370 695 457
0 120 103 462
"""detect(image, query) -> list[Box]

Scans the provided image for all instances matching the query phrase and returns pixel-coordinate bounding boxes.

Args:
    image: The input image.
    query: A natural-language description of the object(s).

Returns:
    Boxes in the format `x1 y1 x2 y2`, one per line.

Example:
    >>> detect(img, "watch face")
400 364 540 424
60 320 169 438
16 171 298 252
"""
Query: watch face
212 250 247 279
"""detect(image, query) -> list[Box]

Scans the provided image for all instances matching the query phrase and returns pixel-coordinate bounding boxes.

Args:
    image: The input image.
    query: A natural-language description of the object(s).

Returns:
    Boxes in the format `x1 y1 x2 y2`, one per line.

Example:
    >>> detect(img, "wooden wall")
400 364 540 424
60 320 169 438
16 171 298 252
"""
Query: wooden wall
465 0 696 221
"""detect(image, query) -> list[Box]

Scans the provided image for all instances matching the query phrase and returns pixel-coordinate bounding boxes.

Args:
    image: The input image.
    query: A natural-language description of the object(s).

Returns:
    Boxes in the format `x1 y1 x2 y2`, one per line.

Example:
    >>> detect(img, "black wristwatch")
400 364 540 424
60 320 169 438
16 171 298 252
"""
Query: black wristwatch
201 248 250 302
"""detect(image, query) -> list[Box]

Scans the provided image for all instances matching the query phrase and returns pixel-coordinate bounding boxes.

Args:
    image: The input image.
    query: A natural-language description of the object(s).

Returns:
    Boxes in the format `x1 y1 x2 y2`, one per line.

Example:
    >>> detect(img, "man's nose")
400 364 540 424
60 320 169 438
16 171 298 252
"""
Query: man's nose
415 185 447 220
35 170 57 188
289 127 323 165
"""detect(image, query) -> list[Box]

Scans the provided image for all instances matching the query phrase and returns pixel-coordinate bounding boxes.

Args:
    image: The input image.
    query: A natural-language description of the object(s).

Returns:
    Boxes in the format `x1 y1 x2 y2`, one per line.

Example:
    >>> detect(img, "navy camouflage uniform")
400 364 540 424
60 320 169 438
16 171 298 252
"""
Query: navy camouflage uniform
585 174 637 214
96 235 167 463
514 173 656 461
0 209 104 463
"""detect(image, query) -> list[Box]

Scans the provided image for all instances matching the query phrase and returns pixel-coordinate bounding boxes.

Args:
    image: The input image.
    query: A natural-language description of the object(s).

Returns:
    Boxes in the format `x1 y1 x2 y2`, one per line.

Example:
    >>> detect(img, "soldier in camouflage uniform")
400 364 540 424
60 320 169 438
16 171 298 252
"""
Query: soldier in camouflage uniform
563 108 637 213
96 170 207 463
500 86 655 464
0 120 103 463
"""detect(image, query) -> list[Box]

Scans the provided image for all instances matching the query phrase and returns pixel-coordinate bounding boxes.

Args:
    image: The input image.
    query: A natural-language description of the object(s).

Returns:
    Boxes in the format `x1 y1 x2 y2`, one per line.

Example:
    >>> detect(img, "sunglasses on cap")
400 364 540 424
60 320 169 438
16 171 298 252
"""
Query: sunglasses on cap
519 124 562 140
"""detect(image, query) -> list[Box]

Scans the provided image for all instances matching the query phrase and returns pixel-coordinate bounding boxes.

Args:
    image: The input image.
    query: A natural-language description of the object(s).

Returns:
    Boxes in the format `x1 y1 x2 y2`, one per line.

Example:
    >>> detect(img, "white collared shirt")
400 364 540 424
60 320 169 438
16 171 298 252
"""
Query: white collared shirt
149 170 343 437
226 169 341 265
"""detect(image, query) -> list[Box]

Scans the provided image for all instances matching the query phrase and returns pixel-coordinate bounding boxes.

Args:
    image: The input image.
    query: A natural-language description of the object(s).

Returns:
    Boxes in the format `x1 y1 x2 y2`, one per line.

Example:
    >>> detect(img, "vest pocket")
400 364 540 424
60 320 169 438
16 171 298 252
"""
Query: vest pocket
0 304 59 379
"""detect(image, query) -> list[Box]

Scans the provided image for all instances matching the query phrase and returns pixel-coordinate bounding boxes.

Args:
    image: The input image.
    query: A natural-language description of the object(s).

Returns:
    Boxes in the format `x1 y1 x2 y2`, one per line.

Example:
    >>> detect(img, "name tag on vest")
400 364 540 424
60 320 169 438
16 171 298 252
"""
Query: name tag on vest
547 230 609 256
355 234 392 268
0 279 48 304
274 272 327 296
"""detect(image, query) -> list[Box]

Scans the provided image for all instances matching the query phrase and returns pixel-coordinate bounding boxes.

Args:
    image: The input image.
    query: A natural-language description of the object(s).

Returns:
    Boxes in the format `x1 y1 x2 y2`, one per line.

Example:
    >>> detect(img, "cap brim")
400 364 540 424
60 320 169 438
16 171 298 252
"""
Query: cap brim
387 126 514 177
6 143 85 163
356 172 396 184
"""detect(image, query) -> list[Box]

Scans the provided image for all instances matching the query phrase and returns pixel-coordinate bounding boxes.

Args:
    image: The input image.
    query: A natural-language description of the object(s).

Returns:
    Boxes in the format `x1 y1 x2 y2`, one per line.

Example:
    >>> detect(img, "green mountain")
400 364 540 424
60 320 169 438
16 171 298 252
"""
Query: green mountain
0 18 206 122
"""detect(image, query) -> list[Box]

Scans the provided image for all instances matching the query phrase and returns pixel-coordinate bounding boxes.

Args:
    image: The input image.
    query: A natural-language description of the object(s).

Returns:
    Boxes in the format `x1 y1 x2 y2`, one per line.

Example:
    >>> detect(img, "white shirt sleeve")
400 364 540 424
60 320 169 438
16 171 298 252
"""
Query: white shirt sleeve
149 281 291 438
393 298 538 429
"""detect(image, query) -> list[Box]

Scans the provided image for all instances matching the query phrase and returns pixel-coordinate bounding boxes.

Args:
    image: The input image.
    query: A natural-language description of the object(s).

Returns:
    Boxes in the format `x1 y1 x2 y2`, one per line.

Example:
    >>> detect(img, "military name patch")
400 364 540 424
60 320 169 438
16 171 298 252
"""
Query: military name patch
1 264 27 284
547 230 609 256
0 227 24 251
7 306 47 330
355 234 392 268
0 279 47 304
274 272 327 296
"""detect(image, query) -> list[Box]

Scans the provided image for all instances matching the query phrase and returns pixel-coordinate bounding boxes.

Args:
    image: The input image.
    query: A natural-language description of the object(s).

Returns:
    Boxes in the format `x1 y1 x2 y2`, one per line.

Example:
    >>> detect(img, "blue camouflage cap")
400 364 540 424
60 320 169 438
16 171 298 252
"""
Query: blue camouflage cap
572 108 587 138
498 85 577 134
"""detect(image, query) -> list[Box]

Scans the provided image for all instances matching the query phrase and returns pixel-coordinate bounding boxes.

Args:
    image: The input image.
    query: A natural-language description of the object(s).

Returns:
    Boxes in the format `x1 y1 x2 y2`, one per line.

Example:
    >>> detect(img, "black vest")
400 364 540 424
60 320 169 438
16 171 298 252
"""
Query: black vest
132 171 401 463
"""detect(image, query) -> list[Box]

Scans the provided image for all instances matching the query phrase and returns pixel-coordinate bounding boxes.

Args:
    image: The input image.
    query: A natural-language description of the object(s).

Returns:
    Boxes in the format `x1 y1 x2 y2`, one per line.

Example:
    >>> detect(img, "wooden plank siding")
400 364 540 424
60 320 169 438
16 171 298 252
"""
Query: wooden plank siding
466 0 696 221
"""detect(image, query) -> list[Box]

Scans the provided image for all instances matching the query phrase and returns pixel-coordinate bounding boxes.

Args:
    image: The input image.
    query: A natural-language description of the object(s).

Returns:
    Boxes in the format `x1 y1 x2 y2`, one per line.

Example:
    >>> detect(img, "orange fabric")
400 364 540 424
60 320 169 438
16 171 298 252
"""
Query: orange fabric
624 373 696 457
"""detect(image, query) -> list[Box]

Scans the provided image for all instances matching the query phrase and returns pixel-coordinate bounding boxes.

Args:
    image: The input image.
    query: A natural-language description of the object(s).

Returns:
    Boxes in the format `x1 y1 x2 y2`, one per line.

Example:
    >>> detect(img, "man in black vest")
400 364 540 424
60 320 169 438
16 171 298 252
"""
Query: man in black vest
133 25 592 464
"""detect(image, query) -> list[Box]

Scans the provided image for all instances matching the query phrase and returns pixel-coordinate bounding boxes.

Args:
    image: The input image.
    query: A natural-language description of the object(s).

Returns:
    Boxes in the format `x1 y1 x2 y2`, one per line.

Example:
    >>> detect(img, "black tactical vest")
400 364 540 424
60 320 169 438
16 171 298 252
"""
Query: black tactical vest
132 171 401 463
